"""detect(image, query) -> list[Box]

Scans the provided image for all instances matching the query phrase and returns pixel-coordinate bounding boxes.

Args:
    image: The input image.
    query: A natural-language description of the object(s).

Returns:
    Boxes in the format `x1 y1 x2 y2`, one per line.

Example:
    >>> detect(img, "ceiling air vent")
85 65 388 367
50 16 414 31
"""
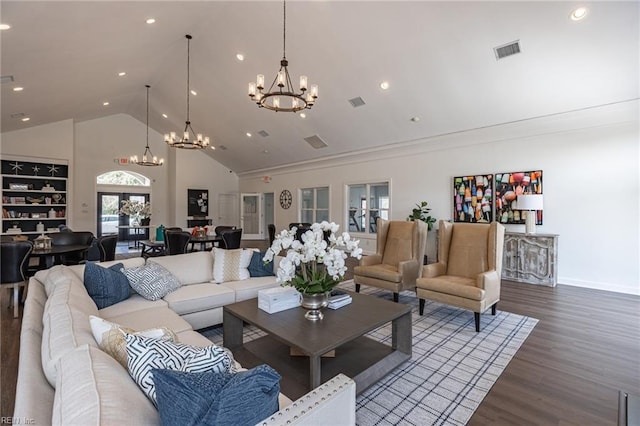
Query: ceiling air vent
258 130 269 138
304 134 328 149
10 113 25 119
1 75 14 84
494 40 521 60
218 145 228 150
348 97 366 108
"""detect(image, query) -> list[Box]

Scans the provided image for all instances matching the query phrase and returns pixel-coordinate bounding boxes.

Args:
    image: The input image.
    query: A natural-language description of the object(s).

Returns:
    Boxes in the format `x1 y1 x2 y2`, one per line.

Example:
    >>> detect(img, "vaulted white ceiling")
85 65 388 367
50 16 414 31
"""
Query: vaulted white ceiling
1 1 638 173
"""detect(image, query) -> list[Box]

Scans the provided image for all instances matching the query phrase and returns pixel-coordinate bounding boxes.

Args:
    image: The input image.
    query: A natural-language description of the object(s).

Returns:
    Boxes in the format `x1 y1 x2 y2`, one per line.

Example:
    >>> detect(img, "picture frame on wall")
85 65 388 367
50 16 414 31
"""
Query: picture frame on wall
453 174 493 223
187 189 208 217
494 170 543 225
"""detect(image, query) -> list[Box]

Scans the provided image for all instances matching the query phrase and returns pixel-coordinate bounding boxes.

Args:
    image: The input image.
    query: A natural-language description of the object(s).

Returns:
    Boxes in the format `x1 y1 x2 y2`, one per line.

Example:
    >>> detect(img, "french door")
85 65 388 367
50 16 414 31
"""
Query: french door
240 193 262 239
97 192 149 241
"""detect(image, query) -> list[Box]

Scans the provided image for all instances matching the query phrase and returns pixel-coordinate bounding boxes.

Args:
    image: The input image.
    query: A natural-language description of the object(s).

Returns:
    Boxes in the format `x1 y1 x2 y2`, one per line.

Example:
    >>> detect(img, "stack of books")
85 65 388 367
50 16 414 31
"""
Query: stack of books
327 291 352 310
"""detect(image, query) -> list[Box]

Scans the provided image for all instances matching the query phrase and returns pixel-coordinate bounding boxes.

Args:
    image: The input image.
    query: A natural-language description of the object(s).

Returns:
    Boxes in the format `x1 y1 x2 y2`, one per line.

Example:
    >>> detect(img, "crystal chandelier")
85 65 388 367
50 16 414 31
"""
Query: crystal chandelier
165 35 210 149
131 85 164 166
248 0 318 112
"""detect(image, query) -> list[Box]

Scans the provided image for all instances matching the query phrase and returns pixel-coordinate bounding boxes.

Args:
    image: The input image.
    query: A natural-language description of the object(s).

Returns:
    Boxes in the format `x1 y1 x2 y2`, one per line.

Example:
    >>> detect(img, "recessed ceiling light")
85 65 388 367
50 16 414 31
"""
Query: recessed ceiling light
262 150 269 154
0 24 11 31
103 101 110 106
570 7 588 21
299 113 306 119
13 87 23 92
190 90 197 96
410 116 420 122
236 53 245 61
146 18 156 24
210 146 216 150
162 113 168 118
246 132 252 137
380 81 390 90
118 72 126 77
21 117 30 122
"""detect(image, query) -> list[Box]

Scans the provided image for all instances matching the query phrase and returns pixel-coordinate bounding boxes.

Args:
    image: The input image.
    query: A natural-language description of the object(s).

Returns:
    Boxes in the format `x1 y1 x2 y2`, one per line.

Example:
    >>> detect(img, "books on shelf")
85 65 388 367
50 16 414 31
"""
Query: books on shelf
327 291 352 310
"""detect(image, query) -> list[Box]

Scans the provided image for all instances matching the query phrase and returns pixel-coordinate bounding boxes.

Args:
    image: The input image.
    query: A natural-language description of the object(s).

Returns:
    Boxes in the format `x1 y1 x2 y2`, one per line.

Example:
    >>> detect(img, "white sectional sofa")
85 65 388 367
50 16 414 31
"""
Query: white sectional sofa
14 251 356 425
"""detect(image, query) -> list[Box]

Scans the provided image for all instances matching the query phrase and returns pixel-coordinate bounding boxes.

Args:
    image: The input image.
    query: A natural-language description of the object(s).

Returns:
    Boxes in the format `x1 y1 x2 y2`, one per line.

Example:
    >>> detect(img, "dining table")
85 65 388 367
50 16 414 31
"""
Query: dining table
30 244 91 270
188 234 222 252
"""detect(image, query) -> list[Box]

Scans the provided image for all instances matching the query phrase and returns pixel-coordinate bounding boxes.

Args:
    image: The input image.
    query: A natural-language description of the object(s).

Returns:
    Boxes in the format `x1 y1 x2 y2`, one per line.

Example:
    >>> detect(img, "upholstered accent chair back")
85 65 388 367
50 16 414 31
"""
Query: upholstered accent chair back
438 221 503 279
380 221 419 267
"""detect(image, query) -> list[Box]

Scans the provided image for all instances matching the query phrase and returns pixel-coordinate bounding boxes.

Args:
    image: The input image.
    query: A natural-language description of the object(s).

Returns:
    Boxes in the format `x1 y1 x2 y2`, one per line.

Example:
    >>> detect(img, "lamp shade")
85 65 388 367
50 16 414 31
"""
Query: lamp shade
517 194 543 211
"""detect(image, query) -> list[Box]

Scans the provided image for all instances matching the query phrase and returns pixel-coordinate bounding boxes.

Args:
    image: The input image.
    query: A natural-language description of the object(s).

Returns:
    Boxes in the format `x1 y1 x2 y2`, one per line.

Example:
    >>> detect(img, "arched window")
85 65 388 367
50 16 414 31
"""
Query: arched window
96 170 150 186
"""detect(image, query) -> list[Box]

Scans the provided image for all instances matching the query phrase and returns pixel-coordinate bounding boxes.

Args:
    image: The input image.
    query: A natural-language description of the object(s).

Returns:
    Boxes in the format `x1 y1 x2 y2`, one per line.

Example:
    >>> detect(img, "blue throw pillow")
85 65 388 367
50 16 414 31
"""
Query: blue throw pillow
153 365 280 426
83 262 130 309
248 251 274 277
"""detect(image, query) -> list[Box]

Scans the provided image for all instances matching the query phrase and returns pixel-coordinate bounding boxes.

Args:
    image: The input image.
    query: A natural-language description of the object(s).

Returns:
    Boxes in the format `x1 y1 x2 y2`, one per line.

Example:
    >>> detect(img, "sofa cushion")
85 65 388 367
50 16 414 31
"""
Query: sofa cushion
125 334 236 406
149 251 213 285
123 262 182 301
221 276 280 302
105 306 193 334
248 251 275 277
98 294 168 319
212 248 253 283
153 365 280 426
41 278 99 387
163 283 236 315
67 257 146 281
52 344 159 425
83 262 130 309
89 315 178 368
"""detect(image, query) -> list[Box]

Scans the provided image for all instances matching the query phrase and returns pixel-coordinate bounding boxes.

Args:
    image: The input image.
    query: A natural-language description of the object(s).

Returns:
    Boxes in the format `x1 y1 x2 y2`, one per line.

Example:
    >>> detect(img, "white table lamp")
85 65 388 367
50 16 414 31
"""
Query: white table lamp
517 194 543 234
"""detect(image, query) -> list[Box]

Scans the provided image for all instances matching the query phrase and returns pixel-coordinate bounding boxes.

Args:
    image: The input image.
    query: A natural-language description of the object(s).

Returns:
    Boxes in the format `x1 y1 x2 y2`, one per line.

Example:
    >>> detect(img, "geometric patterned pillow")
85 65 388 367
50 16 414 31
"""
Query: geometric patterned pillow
124 333 236 406
89 315 178 368
212 248 253 283
123 262 182 301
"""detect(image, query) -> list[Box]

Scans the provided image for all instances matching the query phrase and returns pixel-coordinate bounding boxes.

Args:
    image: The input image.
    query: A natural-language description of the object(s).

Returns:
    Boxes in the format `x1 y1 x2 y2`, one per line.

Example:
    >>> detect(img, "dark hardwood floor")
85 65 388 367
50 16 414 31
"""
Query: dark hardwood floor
2 270 638 424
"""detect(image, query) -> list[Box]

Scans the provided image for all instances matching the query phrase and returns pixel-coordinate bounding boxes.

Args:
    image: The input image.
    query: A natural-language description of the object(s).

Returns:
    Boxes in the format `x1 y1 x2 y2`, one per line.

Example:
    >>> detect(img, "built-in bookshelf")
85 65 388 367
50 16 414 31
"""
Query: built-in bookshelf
1 158 69 238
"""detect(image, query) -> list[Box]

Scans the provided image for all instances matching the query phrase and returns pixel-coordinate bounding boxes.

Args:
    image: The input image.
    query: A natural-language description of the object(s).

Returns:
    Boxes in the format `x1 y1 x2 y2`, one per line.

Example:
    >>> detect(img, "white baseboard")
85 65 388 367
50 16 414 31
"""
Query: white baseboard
558 277 640 296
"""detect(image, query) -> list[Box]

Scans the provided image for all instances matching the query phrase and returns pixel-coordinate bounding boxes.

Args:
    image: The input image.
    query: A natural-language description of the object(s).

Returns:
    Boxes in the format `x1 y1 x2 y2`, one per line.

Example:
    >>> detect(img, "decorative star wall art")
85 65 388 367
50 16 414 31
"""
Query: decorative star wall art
32 165 40 176
48 164 59 176
10 161 23 174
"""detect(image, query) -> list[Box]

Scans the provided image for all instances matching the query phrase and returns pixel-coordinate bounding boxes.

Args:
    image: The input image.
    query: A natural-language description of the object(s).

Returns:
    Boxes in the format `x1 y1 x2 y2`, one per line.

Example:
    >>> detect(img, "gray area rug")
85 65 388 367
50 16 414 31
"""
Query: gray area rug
204 283 537 426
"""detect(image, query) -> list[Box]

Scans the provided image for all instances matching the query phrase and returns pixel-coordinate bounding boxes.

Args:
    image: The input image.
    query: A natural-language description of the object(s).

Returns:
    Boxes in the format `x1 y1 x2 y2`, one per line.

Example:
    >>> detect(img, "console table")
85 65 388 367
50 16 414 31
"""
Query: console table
502 232 558 286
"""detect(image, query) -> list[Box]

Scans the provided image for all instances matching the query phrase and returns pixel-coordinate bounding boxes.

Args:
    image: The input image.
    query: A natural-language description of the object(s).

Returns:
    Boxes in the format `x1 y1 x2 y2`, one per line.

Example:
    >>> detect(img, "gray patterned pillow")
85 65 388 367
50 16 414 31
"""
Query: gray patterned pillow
123 262 181 301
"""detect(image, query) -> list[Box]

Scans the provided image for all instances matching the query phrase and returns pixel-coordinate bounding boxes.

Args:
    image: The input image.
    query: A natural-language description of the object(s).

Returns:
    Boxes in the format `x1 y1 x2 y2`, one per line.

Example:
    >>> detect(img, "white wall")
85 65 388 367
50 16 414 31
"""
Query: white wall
2 114 240 235
238 102 640 295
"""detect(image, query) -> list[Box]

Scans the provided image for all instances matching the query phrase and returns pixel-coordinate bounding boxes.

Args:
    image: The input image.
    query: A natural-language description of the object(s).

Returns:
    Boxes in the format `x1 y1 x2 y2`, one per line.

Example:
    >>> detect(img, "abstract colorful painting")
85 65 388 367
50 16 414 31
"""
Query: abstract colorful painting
453 174 493 223
494 170 543 225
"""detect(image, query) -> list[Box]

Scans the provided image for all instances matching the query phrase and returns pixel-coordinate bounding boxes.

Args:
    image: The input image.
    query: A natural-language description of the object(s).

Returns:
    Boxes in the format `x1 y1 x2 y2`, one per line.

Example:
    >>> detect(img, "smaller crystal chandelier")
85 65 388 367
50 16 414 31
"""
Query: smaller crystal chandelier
248 0 318 113
131 85 164 166
165 35 210 149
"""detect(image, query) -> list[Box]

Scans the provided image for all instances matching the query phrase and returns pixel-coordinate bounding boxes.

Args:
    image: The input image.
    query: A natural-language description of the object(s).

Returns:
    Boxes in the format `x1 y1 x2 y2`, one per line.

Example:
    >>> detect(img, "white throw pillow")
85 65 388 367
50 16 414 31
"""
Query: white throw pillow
123 262 181 300
89 315 178 368
125 333 236 406
212 248 253 283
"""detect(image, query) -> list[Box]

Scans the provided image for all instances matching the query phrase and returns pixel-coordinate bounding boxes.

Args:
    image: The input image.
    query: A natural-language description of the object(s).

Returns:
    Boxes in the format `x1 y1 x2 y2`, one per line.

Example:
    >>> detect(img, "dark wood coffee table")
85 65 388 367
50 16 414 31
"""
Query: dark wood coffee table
223 291 412 399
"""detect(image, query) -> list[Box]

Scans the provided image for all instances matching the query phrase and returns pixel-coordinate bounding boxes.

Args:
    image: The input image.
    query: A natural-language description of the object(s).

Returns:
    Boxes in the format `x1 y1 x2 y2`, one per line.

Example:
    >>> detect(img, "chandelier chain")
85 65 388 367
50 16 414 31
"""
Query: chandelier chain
145 85 150 148
282 0 286 59
186 35 190 121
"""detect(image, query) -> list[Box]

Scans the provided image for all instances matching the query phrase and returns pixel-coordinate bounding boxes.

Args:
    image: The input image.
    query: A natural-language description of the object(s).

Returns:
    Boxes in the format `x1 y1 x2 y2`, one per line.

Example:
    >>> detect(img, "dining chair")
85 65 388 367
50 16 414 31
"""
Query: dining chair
49 231 94 265
221 228 242 250
165 231 191 255
216 226 237 249
1 241 33 318
268 224 276 246
97 234 118 262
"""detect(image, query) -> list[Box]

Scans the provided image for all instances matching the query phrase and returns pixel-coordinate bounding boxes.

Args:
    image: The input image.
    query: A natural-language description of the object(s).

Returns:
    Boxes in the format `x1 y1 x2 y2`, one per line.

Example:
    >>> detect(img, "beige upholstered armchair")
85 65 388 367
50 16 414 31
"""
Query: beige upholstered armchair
354 218 428 302
416 220 505 332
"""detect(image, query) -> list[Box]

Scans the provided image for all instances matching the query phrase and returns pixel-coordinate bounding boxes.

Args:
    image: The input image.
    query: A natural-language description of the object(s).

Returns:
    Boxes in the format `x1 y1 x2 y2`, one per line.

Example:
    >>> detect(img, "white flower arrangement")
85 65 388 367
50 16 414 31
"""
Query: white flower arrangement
119 200 152 218
263 221 363 294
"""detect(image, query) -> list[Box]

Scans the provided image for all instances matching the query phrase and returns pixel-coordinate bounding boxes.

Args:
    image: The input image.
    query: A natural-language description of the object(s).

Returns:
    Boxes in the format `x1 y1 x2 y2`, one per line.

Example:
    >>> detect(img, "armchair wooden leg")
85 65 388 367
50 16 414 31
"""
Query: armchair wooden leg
419 299 425 315
491 303 497 315
355 283 360 293
393 292 399 303
474 312 481 332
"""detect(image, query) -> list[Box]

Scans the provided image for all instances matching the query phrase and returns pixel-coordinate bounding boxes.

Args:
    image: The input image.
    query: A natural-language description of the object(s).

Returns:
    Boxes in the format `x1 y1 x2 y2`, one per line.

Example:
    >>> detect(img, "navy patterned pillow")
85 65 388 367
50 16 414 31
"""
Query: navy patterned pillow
153 365 280 426
83 262 130 309
124 333 235 406
123 262 181 301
